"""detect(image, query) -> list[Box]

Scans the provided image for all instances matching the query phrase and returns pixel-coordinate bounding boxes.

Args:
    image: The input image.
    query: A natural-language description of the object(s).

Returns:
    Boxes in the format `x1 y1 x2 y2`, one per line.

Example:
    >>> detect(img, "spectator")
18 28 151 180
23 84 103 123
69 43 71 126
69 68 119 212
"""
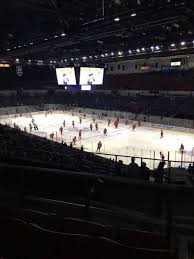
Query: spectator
140 162 151 180
128 157 138 169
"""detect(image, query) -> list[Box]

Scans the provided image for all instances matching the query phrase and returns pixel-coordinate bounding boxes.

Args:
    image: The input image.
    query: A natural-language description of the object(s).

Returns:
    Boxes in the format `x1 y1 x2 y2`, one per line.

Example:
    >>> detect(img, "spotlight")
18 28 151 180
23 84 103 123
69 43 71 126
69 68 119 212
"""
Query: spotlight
136 49 140 53
61 33 66 36
131 13 136 17
155 46 160 50
141 48 145 51
180 41 185 46
118 51 123 55
114 17 120 22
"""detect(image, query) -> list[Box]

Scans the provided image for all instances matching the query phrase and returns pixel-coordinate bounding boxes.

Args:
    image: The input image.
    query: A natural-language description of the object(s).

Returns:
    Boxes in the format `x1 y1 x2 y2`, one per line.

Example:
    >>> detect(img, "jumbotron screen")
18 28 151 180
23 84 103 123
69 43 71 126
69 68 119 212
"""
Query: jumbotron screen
79 67 104 85
56 67 76 85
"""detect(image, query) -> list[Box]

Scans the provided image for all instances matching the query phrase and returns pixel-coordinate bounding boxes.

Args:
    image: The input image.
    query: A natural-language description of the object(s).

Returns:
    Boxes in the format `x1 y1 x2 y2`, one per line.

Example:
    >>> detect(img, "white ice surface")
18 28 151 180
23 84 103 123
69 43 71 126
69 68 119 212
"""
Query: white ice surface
1 111 194 169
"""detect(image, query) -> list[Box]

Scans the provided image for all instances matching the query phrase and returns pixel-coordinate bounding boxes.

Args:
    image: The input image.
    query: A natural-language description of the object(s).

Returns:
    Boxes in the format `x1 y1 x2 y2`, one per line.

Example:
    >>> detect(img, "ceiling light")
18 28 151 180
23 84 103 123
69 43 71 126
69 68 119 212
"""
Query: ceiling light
170 43 175 47
7 49 10 51
14 47 17 49
141 48 145 51
105 53 108 56
150 46 154 50
16 58 19 62
118 51 123 55
30 42 34 45
111 52 114 56
180 41 185 46
82 56 87 59
54 35 58 38
89 56 93 58
28 60 31 62
44 38 48 41
61 33 66 37
101 54 105 57
136 49 140 53
71 58 74 61
18 45 21 48
64 59 67 62
114 17 120 22
155 46 160 50
95 55 98 58
76 58 78 60
131 13 136 17
128 50 132 53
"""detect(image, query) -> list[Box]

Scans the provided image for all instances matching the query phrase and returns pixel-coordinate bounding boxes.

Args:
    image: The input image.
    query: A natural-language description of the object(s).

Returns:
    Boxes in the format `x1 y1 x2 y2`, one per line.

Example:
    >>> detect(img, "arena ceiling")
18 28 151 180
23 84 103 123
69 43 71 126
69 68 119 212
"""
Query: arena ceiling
0 0 194 65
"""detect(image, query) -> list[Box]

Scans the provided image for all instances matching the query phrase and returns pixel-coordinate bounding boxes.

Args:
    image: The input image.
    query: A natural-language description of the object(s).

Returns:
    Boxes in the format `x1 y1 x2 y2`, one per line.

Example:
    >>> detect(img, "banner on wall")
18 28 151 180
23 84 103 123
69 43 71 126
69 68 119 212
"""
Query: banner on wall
16 66 23 77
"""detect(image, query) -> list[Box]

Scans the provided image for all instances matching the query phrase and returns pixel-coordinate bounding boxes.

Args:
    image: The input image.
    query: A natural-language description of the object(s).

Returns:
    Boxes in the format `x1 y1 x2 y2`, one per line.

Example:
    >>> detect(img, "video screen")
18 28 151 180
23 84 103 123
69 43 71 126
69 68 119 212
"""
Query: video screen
81 85 92 91
56 67 76 85
79 67 104 85
170 61 181 67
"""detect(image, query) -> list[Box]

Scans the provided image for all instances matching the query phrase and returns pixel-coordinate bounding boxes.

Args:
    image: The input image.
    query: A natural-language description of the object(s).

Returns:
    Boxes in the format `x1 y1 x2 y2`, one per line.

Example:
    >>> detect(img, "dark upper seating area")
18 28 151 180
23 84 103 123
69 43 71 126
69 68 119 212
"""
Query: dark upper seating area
104 70 194 91
0 91 194 119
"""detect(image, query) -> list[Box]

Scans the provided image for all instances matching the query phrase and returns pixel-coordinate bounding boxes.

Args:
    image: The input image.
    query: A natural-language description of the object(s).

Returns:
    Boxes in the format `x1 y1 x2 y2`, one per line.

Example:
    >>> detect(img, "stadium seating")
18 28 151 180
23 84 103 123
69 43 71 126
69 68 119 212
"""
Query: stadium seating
0 207 177 259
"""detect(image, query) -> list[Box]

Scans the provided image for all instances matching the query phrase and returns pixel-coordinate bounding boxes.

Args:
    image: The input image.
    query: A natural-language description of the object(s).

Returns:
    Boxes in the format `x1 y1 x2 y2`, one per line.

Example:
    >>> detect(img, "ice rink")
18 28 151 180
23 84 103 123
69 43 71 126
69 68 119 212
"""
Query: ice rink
1 110 194 169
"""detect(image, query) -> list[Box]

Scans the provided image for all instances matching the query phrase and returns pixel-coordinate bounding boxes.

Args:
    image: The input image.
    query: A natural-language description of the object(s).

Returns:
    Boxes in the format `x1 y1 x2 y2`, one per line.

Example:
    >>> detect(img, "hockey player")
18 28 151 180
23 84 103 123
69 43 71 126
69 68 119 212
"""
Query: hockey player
93 117 96 123
84 113 86 119
59 126 63 136
103 128 107 136
96 141 102 152
63 120 66 128
73 136 77 145
132 123 136 131
160 129 164 138
114 120 118 129
90 123 93 131
24 127 27 133
29 123 33 132
50 132 54 141
180 143 184 153
108 118 111 127
125 119 129 125
95 122 98 131
79 129 82 139
79 116 82 124
72 120 75 128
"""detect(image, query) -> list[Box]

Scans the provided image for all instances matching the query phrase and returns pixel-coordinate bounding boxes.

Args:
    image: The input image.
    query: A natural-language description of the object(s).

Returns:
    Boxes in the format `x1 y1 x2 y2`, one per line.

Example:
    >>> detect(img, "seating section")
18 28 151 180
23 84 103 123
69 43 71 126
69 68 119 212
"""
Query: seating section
0 91 194 119
0 206 177 259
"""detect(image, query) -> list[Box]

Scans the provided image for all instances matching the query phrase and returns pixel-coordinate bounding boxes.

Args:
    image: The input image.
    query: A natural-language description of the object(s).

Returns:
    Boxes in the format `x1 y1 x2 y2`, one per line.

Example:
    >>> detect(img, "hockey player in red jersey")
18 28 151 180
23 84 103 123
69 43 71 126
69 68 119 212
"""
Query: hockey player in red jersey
180 143 184 153
160 129 163 138
97 141 102 152
90 123 93 131
132 123 136 131
73 136 77 145
59 126 63 136
114 120 118 129
108 118 111 127
103 128 107 136
79 129 82 139
95 122 98 131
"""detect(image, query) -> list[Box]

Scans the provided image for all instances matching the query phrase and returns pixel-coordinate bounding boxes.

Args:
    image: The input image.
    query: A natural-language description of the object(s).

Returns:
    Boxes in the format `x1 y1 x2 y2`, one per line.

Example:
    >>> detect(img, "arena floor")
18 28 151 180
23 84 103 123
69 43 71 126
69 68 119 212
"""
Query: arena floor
1 110 194 169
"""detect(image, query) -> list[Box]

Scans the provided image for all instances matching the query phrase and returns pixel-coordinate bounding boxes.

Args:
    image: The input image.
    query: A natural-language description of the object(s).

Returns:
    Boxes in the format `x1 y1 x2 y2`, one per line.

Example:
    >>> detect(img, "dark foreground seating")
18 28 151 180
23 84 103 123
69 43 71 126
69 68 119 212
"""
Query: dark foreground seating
0 216 177 259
